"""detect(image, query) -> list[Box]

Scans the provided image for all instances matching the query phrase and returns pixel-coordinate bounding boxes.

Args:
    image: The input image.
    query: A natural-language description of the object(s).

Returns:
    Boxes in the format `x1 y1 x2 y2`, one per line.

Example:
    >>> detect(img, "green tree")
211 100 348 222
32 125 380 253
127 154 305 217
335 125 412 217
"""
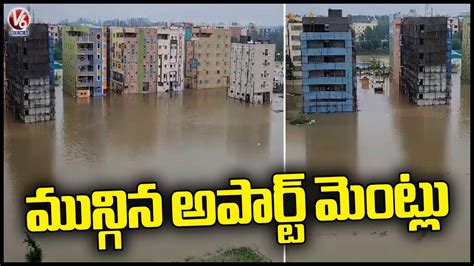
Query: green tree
54 39 62 63
24 233 43 262
452 31 462 52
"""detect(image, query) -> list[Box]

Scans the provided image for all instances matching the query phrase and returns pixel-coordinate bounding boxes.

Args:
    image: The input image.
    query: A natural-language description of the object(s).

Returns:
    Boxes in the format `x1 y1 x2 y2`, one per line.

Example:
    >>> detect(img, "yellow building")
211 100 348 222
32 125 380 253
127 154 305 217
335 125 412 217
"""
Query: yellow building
185 27 231 89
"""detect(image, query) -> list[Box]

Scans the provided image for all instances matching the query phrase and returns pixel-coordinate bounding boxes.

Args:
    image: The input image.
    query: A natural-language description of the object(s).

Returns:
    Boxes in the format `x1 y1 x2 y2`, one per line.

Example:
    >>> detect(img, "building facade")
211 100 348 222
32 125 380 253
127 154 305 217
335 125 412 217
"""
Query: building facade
448 17 460 33
286 13 303 81
6 24 55 123
400 17 450 106
184 27 231 90
300 9 357 113
461 16 470 81
156 27 185 92
351 19 378 41
389 18 402 85
228 41 275 103
62 25 108 97
110 27 156 94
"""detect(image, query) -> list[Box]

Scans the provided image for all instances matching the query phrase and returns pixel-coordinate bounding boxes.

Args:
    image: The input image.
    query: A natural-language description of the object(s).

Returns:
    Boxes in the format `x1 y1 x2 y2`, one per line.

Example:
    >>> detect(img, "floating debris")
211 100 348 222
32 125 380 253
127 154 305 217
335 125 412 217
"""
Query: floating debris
289 114 314 126
272 109 284 113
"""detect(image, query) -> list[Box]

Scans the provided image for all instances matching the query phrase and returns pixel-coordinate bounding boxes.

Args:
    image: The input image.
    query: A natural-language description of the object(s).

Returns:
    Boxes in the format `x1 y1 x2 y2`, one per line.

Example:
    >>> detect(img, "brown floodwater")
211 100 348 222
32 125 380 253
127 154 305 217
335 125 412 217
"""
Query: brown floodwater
286 70 470 262
4 88 284 262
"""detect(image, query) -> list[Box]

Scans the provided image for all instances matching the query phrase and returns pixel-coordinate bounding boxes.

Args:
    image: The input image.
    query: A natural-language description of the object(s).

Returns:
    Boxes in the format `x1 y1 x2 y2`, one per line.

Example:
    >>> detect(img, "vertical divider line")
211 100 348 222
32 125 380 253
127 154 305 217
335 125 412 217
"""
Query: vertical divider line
282 3 287 264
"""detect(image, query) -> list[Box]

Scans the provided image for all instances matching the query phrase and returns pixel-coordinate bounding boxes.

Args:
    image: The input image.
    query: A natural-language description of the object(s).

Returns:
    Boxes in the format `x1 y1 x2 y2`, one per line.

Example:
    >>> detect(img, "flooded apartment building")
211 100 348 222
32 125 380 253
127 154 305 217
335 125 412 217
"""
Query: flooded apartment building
109 27 156 94
156 27 185 92
5 24 55 123
300 9 357 113
62 26 109 97
286 12 303 83
462 16 470 81
228 40 275 103
184 27 231 90
400 17 450 105
109 27 185 93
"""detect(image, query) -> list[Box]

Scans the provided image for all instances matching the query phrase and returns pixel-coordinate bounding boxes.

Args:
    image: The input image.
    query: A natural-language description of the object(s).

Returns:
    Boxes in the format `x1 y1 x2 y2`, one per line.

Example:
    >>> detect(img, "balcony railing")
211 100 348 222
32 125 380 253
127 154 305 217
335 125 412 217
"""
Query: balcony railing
76 80 94 87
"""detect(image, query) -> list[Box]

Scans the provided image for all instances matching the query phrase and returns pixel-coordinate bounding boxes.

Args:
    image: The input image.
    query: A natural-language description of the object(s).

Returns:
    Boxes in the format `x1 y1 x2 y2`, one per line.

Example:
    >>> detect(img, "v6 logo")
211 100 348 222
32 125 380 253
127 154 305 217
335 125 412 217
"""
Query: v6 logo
8 7 31 31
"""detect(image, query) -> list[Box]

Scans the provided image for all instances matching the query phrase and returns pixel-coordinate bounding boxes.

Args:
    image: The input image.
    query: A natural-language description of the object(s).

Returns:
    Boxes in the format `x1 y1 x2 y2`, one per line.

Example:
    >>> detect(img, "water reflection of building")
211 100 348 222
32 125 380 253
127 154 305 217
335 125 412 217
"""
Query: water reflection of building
305 113 358 177
225 103 270 162
61 96 107 164
4 112 55 207
391 94 449 176
102 94 159 156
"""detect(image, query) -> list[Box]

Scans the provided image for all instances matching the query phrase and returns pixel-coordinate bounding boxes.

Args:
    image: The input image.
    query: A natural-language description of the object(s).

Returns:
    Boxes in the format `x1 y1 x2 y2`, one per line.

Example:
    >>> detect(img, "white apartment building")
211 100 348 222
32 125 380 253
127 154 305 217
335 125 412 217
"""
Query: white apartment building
156 27 185 92
448 17 460 33
228 42 275 104
287 17 303 80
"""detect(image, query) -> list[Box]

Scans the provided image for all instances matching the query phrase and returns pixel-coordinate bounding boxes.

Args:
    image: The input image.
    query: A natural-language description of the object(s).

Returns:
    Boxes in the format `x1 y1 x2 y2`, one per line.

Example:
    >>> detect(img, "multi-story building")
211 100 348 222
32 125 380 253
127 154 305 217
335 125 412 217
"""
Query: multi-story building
351 19 378 41
6 24 55 123
400 17 450 105
184 27 231 90
110 27 156 94
448 17 460 33
228 41 275 103
461 16 470 81
286 12 303 81
389 18 402 85
48 24 61 44
156 27 185 92
62 25 108 97
300 9 357 113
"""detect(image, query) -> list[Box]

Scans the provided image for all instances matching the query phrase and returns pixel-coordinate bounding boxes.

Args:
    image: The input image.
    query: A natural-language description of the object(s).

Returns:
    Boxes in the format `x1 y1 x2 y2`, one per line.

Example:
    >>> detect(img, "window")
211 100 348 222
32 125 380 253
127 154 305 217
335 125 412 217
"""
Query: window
24 79 28 85
419 39 424 45
23 63 28 70
264 49 269 56
97 43 101 49
23 48 27 55
419 66 424 72
97 54 101 60
419 53 424 60
217 70 220 74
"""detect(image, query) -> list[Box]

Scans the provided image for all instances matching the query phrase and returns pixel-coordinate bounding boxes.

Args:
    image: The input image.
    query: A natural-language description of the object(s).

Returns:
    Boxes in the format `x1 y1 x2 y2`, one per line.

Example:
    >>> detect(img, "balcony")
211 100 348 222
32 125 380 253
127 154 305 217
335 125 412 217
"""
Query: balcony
76 78 94 87
76 55 93 66
77 65 95 75
76 35 94 43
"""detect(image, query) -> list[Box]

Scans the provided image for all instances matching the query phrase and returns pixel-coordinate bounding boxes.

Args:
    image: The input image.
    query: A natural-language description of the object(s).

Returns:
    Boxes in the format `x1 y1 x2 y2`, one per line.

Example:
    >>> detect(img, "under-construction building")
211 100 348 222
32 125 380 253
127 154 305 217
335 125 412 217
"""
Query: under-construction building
300 9 357 113
6 24 55 123
400 17 450 106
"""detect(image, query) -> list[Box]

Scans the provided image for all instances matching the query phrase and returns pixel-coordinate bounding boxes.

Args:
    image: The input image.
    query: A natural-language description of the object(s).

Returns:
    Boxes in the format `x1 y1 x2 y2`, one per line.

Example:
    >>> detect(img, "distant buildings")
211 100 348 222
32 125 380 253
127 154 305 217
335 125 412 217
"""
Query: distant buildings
228 41 275 103
461 16 470 81
351 19 378 41
185 27 231 90
5 24 55 123
448 17 461 33
300 9 357 113
400 17 450 105
62 26 109 97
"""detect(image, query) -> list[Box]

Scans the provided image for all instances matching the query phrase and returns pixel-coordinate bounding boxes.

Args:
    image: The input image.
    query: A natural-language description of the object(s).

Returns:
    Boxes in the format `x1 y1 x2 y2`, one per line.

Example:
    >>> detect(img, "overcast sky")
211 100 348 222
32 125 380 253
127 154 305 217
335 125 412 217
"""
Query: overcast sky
287 4 470 17
3 4 283 26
